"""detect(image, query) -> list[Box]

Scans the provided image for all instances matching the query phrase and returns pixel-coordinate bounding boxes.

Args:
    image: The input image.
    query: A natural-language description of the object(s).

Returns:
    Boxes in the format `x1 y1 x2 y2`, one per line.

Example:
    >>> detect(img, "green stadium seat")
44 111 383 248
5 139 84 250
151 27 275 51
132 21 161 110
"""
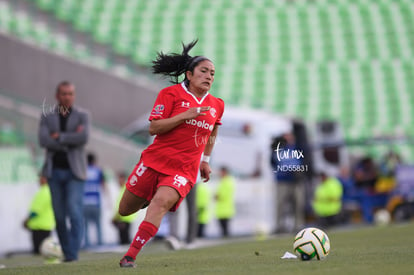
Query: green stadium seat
0 124 21 145
35 0 55 11
0 147 38 183
0 2 13 31
55 0 77 22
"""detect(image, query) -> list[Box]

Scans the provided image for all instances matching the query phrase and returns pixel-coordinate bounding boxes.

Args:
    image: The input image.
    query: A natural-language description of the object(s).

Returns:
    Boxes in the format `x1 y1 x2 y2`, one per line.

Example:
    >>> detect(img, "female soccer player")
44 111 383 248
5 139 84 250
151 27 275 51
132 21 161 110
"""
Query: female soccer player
119 40 224 268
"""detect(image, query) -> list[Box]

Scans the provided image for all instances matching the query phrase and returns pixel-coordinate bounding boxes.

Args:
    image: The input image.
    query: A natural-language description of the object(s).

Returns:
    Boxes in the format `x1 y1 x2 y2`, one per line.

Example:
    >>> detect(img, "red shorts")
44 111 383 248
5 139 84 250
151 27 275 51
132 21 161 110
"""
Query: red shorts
126 160 194 212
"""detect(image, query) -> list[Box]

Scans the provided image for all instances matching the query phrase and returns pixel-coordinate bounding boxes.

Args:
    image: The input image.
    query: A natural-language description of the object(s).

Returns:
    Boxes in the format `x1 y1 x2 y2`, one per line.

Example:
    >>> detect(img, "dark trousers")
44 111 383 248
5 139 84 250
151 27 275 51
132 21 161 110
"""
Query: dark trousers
218 219 230 237
115 222 131 245
185 186 197 243
32 230 51 254
318 214 341 229
169 185 197 244
197 223 206 238
83 205 102 247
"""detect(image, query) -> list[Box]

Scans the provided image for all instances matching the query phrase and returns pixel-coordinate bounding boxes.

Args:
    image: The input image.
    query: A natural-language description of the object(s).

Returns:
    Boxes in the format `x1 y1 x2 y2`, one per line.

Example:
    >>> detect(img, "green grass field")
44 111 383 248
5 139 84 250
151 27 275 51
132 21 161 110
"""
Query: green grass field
1 222 414 275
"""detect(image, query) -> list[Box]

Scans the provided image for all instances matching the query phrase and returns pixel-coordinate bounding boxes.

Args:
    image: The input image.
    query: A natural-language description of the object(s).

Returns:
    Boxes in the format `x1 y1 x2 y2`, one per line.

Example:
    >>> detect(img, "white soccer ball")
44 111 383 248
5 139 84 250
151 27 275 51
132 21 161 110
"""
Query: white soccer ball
374 209 391 226
293 227 330 260
40 237 63 259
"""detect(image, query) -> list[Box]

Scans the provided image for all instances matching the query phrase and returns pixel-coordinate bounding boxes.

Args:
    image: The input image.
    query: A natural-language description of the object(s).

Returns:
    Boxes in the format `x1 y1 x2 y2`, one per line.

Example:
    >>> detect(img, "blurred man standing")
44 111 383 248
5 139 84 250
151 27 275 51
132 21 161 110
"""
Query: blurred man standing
83 153 106 247
313 172 343 228
38 81 89 262
23 175 55 254
196 182 211 238
271 133 305 233
215 166 235 237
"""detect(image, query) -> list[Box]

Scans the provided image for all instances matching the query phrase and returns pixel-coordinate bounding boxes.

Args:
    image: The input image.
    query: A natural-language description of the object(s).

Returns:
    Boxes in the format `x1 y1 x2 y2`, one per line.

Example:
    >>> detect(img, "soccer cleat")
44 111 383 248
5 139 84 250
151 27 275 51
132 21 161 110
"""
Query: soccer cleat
119 256 136 268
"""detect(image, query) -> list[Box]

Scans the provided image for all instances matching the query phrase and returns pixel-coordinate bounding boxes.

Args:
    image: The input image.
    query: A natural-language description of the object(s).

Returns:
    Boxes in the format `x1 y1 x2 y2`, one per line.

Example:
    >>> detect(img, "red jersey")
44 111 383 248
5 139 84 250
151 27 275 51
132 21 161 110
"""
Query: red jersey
141 82 224 184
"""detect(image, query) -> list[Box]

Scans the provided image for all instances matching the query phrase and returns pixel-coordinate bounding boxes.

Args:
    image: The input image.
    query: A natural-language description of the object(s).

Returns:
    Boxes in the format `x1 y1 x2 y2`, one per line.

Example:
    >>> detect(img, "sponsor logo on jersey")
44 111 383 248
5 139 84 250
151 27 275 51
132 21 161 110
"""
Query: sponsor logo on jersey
151 104 165 115
209 107 217 118
129 176 137 186
128 162 147 186
185 119 214 131
181 101 190 108
173 175 188 188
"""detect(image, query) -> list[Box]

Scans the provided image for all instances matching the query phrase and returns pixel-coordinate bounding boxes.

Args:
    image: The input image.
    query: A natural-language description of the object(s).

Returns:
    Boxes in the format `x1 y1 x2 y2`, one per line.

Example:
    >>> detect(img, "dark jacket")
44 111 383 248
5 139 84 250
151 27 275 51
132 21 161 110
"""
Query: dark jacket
38 106 90 180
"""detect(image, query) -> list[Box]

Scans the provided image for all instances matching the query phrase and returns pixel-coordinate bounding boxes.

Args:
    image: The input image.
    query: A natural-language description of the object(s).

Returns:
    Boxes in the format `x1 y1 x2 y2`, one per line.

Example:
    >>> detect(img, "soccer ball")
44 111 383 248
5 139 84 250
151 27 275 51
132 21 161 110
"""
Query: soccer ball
293 227 330 260
40 237 63 259
374 209 391 226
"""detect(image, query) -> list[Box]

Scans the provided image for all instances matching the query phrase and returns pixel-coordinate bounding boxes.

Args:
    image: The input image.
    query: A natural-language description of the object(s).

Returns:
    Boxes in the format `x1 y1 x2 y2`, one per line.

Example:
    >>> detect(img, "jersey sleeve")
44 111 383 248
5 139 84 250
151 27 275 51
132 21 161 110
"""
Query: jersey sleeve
215 98 225 125
148 88 175 121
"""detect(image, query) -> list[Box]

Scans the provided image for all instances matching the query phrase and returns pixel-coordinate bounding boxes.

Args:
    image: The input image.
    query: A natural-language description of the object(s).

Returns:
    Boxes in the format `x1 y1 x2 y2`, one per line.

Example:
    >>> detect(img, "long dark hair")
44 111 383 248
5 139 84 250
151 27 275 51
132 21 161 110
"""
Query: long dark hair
151 39 210 84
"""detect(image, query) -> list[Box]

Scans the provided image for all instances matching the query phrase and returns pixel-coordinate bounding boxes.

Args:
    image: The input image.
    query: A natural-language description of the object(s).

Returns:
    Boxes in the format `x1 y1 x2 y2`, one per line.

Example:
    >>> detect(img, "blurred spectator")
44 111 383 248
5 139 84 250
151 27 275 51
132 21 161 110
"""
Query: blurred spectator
271 133 305 233
168 186 198 245
38 81 89 262
185 187 198 244
312 172 343 228
338 167 360 204
379 150 402 177
83 153 106 247
215 166 235 237
353 156 390 223
376 151 400 194
196 182 211 238
112 172 137 245
23 175 55 254
353 157 378 191
337 167 360 224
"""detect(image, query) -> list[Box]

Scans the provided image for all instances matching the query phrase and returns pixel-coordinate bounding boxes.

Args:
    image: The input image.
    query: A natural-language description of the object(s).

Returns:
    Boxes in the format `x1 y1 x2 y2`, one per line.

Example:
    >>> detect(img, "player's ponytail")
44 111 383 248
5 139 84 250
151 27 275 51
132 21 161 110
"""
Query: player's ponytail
152 39 210 84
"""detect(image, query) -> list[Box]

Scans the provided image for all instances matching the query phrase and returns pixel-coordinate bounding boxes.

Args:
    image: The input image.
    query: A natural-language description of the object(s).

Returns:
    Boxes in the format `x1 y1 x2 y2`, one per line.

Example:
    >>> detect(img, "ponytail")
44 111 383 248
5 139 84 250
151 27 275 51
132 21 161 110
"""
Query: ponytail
151 39 209 84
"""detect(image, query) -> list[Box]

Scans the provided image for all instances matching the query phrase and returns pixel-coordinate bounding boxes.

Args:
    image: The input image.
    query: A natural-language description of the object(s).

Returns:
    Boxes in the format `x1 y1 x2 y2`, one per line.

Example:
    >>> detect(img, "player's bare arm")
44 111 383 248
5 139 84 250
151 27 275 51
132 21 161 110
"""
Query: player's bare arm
200 124 219 182
149 106 210 135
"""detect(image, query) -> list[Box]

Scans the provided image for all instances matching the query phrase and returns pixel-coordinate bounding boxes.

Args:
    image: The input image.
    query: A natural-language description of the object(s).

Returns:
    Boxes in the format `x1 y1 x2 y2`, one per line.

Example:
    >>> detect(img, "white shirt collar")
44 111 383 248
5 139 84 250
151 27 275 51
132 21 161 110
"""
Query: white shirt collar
181 82 209 105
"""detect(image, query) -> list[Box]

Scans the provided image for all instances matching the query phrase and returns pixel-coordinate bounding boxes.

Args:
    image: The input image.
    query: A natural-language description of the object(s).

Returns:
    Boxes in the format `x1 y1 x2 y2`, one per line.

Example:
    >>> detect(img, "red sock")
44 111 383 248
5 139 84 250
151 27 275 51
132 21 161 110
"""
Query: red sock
125 221 158 260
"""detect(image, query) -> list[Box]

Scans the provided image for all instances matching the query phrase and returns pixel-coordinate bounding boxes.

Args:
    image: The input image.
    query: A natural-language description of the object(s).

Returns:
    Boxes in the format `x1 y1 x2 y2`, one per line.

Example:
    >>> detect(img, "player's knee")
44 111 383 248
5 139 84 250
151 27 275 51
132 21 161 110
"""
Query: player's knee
151 196 173 214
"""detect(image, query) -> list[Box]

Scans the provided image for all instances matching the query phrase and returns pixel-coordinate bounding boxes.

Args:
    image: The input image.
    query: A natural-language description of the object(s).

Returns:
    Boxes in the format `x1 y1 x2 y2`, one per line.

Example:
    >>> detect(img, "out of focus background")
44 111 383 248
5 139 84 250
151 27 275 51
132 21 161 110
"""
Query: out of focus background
1 0 413 257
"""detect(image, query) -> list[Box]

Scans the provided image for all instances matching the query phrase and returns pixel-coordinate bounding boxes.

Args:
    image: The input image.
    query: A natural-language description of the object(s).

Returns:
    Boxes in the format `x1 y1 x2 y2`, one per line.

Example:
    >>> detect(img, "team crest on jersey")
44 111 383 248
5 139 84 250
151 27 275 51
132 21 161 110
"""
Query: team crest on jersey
151 104 165 115
209 107 217 118
173 175 188 188
181 101 190 108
